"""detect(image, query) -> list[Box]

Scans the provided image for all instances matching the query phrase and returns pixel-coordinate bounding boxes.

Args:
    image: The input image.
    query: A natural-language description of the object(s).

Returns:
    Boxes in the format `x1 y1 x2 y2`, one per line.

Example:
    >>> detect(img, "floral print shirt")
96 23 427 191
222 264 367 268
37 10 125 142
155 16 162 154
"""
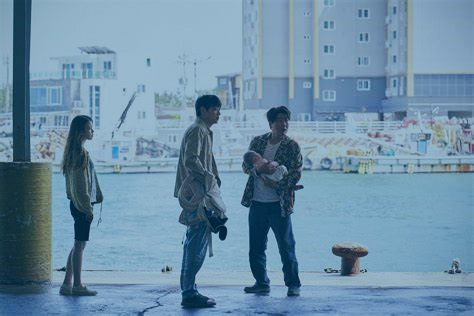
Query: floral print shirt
241 133 303 217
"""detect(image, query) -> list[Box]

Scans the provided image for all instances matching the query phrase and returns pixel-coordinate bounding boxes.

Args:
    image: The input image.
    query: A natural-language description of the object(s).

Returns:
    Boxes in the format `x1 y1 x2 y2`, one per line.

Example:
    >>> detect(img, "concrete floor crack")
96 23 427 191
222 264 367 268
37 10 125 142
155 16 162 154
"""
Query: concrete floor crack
137 289 175 315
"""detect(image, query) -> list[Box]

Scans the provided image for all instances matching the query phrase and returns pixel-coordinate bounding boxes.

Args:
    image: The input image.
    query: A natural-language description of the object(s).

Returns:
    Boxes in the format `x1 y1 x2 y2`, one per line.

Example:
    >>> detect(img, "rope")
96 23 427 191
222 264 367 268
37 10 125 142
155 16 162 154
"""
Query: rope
96 202 103 227
324 268 367 273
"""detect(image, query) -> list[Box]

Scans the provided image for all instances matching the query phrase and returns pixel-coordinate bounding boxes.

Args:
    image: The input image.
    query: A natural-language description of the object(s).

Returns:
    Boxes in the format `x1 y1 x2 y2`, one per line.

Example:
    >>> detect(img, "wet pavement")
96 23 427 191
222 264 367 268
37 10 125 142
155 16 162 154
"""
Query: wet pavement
0 272 473 315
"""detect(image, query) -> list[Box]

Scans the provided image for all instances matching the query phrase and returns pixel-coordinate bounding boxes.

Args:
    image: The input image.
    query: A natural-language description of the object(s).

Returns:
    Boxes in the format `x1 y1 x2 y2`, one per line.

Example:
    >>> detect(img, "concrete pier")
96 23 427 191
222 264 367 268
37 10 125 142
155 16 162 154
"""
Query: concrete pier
0 271 472 315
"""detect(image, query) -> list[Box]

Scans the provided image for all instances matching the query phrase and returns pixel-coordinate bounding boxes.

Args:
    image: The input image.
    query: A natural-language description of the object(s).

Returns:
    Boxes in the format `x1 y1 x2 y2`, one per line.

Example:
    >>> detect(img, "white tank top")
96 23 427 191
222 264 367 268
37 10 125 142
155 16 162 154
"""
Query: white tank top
252 141 280 202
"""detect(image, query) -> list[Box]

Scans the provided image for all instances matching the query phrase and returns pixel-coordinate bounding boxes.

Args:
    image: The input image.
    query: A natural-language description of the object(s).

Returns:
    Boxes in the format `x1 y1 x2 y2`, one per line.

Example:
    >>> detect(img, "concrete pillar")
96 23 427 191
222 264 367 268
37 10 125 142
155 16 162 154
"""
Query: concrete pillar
0 0 52 286
0 163 52 284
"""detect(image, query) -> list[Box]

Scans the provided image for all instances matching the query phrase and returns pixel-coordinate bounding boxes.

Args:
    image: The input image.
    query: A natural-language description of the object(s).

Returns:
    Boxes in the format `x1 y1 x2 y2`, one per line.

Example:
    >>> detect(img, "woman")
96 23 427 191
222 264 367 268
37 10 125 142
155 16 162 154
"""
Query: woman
59 115 103 296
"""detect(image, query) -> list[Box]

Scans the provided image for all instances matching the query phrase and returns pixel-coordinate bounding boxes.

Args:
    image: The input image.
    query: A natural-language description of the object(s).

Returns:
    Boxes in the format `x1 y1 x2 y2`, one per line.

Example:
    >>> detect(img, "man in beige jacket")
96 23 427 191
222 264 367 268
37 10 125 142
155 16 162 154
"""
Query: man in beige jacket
174 95 222 308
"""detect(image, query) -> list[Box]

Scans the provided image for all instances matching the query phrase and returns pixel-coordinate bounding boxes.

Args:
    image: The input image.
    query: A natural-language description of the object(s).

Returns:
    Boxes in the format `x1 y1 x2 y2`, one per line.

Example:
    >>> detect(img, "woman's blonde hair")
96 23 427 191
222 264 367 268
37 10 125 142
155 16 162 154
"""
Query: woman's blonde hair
61 115 92 175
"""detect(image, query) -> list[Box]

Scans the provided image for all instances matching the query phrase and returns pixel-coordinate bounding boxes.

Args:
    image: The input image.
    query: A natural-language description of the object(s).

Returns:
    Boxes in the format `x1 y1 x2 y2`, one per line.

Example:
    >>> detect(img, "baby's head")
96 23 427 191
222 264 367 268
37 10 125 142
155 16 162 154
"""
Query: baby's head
243 150 262 167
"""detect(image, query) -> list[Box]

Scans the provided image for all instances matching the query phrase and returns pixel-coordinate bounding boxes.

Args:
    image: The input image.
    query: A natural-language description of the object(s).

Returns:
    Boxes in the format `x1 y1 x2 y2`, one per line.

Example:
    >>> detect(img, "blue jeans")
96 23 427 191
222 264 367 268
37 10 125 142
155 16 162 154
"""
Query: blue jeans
180 220 209 298
248 201 301 288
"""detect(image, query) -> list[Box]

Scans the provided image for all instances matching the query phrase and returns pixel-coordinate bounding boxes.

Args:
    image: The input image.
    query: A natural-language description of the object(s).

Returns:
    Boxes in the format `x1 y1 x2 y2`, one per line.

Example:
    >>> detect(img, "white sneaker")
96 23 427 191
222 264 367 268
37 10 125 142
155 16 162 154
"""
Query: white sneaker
72 285 97 296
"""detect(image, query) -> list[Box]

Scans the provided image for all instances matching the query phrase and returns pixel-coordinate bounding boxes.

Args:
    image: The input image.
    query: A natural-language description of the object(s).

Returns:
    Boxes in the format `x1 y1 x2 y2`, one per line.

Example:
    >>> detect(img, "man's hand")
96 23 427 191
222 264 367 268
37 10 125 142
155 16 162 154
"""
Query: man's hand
86 213 94 223
257 162 277 175
262 176 279 189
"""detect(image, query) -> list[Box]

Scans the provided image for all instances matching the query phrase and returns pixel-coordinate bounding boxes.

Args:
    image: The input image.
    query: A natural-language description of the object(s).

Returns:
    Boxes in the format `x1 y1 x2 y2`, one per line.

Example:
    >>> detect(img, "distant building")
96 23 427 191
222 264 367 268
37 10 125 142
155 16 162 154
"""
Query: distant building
29 46 155 136
382 0 474 120
215 73 242 110
242 0 473 121
30 46 119 129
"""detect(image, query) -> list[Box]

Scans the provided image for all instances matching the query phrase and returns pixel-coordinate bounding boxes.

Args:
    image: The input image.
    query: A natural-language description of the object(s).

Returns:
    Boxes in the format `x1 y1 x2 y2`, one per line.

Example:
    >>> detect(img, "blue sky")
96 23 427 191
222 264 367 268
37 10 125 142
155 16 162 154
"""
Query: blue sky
0 0 242 93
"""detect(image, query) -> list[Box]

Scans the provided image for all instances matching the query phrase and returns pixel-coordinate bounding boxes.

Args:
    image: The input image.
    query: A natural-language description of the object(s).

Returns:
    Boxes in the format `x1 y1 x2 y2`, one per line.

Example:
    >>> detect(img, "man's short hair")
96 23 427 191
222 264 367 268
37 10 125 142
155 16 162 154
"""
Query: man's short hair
266 106 291 124
195 95 222 117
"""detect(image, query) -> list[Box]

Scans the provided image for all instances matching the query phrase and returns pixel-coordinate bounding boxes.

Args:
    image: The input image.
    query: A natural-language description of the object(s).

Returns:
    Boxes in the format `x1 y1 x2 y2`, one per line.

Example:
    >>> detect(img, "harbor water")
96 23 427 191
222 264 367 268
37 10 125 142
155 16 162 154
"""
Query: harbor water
52 172 474 273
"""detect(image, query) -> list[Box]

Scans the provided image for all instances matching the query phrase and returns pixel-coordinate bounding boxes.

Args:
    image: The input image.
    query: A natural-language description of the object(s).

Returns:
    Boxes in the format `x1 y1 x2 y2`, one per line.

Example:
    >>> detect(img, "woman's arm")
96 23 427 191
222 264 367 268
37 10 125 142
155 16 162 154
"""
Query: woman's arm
71 167 93 216
94 171 104 203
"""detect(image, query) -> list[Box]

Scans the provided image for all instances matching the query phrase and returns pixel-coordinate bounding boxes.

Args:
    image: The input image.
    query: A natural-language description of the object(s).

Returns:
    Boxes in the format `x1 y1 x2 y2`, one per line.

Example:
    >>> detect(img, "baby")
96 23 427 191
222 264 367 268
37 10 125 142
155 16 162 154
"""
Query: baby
243 150 288 182
244 150 304 191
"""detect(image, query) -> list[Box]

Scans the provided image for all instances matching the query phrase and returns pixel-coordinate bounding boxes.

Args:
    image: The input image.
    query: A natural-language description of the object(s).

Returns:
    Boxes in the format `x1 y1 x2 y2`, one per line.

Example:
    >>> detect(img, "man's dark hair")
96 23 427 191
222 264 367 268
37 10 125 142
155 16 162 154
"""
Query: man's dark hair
195 95 222 117
266 106 291 123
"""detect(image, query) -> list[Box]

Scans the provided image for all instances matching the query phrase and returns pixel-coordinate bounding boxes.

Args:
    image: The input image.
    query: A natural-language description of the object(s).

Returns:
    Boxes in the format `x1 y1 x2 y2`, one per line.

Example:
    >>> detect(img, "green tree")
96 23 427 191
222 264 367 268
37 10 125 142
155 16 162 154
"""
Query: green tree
154 91 181 108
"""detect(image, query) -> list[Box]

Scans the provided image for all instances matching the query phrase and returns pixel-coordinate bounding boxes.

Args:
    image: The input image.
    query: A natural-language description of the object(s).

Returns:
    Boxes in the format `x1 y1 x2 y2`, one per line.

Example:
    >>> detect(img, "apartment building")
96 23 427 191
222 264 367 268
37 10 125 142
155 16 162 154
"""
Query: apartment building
242 0 473 121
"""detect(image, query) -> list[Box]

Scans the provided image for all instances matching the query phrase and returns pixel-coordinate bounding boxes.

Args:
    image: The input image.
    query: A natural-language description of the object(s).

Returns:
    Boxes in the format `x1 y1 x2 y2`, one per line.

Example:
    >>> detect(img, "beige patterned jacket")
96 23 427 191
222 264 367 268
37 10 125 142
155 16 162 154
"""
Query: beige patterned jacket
65 153 103 216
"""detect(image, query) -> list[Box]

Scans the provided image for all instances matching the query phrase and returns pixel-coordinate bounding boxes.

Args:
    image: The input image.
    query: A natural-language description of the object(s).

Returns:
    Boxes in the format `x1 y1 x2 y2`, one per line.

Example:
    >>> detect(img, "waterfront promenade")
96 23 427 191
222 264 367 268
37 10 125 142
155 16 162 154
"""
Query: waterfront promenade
1 271 472 315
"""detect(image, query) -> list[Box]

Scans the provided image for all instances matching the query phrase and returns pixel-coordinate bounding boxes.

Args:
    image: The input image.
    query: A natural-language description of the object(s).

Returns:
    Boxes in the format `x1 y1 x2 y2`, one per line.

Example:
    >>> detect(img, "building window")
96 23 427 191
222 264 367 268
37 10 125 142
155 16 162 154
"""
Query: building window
48 87 63 105
357 79 371 91
297 113 311 121
137 84 146 93
392 78 398 88
244 80 256 100
303 11 312 17
322 90 336 101
303 81 312 89
358 33 369 42
393 6 397 15
104 61 112 78
146 58 151 67
323 69 335 79
82 63 93 79
323 20 335 30
414 74 474 97
304 58 312 64
392 55 397 63
31 87 63 106
104 61 112 71
62 64 75 79
30 87 47 106
357 9 370 19
89 86 93 117
357 56 370 66
54 115 68 127
324 0 335 7
303 34 311 40
94 86 100 128
392 30 397 39
323 45 335 54
219 78 227 85
138 111 146 119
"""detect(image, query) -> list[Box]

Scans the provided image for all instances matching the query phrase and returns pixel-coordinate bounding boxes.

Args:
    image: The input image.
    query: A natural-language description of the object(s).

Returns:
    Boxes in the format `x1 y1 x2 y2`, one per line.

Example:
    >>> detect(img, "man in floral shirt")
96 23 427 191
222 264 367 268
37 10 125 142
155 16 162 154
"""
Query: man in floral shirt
241 106 303 296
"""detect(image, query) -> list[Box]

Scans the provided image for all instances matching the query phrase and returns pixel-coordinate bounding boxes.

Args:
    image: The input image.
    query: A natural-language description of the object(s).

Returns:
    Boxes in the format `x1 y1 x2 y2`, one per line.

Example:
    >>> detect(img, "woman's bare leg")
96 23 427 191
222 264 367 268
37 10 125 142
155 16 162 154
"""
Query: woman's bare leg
72 240 87 287
62 247 74 285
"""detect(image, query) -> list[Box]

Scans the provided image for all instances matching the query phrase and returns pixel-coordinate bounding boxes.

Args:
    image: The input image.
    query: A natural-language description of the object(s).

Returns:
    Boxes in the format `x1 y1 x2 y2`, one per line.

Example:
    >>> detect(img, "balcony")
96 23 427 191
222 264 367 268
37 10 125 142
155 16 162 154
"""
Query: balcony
30 71 117 80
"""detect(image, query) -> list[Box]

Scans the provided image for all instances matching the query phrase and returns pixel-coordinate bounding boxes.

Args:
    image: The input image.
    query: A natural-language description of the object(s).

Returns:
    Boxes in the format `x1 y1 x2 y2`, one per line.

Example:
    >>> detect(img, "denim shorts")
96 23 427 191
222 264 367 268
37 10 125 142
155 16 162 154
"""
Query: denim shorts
70 201 91 241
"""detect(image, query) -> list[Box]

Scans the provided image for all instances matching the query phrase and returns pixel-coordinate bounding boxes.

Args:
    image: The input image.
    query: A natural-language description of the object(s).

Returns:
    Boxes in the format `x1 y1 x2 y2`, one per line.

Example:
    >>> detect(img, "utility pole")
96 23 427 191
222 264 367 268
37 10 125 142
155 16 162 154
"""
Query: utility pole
13 0 31 161
177 53 189 106
193 56 211 95
1 57 11 112
5 56 10 112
